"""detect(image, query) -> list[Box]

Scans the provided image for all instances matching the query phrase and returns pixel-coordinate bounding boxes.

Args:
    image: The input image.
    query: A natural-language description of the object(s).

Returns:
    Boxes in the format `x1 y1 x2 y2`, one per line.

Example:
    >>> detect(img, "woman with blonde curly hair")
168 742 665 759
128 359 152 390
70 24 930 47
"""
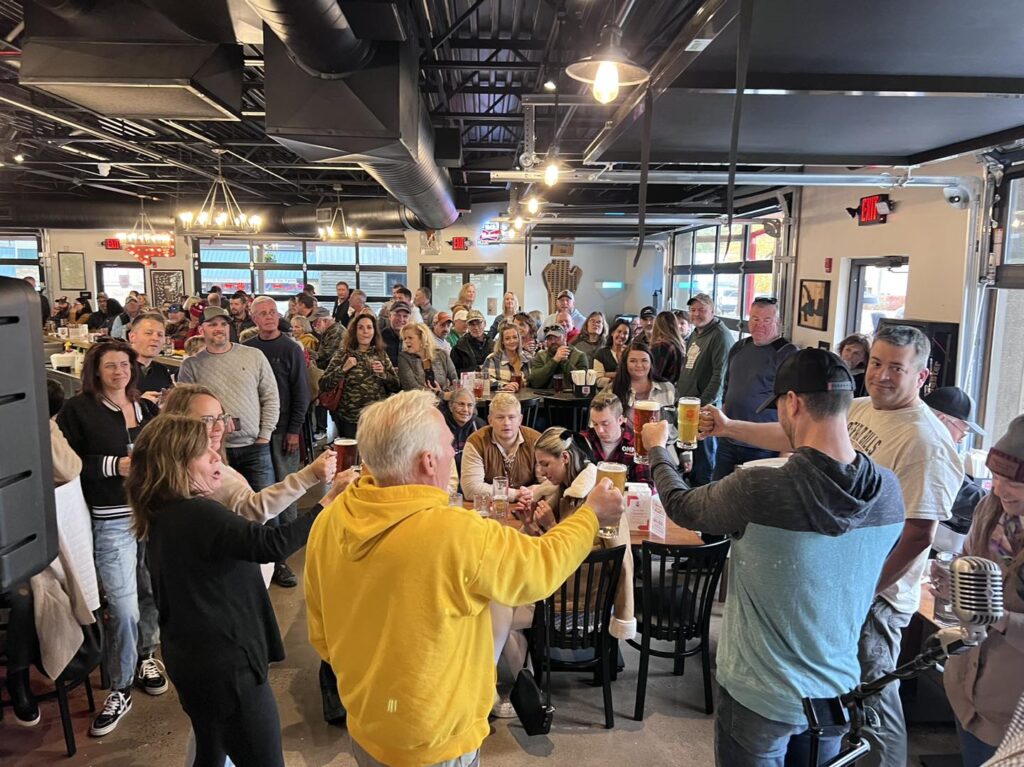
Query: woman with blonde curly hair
398 322 458 396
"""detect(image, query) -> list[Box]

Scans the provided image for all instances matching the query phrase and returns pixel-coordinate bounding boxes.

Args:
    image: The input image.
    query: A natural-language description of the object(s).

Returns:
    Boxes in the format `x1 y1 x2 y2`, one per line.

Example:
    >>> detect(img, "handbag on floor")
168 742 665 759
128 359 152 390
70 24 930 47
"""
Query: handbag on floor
510 668 553 735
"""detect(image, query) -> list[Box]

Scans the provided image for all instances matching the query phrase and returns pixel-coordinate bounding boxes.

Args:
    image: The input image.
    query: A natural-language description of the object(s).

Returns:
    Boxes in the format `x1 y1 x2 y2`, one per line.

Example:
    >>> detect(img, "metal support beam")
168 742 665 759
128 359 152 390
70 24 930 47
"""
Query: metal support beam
421 61 542 72
499 214 780 226
666 73 1024 99
428 0 490 53
447 39 549 51
432 112 523 123
522 94 622 106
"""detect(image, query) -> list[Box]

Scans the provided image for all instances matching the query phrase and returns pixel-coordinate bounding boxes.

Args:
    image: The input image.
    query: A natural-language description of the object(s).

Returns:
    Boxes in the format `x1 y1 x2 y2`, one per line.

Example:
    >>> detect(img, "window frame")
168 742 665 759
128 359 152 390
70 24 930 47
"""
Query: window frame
844 256 910 336
0 234 42 284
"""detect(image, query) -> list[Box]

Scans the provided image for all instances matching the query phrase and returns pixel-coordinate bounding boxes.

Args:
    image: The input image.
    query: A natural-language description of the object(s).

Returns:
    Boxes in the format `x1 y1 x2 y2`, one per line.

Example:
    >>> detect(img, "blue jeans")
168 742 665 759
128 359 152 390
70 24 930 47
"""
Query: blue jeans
268 431 300 528
856 598 912 767
226 442 275 493
135 540 160 659
715 685 845 767
92 517 142 690
712 438 778 480
689 434 717 486
956 721 997 767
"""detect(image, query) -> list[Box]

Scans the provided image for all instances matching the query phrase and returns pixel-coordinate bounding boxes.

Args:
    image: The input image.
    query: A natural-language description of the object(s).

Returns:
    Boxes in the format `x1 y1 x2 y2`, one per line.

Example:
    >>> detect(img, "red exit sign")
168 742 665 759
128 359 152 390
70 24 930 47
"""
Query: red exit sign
103 238 122 250
858 194 890 226
448 236 470 251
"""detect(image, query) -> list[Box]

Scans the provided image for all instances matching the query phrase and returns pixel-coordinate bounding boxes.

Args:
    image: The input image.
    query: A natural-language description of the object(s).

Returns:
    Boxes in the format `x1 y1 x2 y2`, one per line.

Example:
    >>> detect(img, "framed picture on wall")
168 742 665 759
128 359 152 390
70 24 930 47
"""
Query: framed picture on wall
797 279 831 332
57 251 86 291
150 269 185 308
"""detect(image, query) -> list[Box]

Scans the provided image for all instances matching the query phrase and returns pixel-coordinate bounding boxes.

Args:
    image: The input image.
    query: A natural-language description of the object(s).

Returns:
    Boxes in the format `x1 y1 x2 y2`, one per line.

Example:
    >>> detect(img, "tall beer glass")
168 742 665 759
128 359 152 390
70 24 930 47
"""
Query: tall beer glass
333 438 359 473
594 461 628 539
677 397 701 450
633 400 661 465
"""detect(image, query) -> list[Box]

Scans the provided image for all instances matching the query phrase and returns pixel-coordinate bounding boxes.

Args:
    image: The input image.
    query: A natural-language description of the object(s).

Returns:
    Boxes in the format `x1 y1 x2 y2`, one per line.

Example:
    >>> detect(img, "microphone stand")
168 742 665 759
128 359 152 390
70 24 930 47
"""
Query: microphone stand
802 627 978 767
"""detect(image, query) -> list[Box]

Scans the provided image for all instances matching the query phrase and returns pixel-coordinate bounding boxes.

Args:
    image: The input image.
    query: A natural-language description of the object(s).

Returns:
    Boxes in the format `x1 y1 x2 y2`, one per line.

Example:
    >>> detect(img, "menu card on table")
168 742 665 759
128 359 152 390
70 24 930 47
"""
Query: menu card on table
650 495 667 540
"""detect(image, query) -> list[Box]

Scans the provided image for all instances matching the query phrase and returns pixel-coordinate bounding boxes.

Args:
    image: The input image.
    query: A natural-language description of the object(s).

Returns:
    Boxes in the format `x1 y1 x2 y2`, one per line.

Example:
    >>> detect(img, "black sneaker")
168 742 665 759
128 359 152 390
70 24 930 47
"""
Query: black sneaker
273 562 298 588
135 653 169 696
89 689 132 737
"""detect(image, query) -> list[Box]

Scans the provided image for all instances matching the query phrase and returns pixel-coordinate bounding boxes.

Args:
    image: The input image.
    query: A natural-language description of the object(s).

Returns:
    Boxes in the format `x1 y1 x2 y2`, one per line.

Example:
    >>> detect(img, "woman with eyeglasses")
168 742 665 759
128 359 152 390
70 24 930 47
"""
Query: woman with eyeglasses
593 318 632 389
56 340 162 737
126 416 324 767
572 311 608 362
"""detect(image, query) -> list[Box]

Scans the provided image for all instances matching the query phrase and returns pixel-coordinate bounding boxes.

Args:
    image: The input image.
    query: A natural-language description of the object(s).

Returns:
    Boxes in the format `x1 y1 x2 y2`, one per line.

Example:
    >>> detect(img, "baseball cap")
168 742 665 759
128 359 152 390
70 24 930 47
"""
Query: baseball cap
687 293 714 308
467 309 485 323
310 307 331 320
391 300 412 314
755 348 855 414
557 289 575 300
202 306 230 323
544 324 566 338
453 309 469 322
924 387 985 435
987 414 1024 482
167 304 183 313
434 310 453 324
639 306 656 319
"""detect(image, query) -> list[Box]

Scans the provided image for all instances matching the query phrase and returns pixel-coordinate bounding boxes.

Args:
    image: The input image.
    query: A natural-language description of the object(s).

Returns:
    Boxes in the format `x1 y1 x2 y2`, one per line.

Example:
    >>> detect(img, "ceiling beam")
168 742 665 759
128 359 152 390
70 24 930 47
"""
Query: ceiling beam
446 39 549 51
667 73 1024 98
421 60 542 72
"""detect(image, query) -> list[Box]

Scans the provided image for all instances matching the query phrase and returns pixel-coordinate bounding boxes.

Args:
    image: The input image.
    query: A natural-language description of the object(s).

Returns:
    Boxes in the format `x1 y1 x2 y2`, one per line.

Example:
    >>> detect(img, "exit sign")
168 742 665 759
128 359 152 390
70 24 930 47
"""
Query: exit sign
858 194 890 226
103 238 122 250
448 236 470 250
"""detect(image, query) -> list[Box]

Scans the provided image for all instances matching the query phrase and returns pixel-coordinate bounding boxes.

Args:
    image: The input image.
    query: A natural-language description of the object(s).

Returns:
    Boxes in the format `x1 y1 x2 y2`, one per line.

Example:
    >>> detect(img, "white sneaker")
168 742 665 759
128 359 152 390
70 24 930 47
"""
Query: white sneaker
90 690 133 737
491 695 516 719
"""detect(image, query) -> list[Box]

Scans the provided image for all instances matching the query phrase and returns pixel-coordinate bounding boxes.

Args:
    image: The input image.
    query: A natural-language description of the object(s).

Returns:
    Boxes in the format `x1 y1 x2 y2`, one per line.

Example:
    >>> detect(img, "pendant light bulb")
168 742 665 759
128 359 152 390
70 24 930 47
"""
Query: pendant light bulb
527 197 540 215
544 160 560 187
513 215 525 231
592 60 620 104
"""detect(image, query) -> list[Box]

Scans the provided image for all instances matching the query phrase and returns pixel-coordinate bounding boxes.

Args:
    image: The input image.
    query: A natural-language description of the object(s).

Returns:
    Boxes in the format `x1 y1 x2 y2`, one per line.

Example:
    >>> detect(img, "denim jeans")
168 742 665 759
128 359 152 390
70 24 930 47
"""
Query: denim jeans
226 442 275 493
689 434 717 486
93 517 141 690
352 739 479 767
267 431 299 528
712 437 778 480
136 539 160 657
956 720 998 767
856 598 912 767
715 685 846 767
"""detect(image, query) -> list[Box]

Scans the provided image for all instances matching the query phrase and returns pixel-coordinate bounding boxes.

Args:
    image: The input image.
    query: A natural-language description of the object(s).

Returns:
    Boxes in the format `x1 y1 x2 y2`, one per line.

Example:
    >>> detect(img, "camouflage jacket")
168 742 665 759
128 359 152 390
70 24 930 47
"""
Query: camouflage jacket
320 347 400 423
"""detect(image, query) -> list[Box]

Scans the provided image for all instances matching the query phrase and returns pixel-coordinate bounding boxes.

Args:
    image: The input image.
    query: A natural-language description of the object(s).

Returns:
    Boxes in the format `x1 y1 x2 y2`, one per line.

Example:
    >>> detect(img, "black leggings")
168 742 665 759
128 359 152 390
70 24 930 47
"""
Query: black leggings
4 580 37 672
180 673 284 767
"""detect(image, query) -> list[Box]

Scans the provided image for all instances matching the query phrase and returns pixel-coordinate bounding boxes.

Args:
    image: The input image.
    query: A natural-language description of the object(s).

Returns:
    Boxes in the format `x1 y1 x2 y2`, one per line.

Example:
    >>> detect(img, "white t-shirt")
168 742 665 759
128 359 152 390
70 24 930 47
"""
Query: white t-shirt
847 398 963 614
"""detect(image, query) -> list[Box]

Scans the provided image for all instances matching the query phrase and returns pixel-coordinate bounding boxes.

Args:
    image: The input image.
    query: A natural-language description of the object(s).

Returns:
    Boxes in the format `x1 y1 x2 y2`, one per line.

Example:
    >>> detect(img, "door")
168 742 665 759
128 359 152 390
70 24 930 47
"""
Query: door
96 261 147 306
421 264 507 326
846 257 910 336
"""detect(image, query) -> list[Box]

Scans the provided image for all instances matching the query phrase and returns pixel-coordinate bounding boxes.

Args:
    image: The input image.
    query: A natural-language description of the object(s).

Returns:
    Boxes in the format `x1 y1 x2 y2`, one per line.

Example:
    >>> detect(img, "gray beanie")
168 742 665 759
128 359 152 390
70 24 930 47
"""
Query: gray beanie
987 414 1024 482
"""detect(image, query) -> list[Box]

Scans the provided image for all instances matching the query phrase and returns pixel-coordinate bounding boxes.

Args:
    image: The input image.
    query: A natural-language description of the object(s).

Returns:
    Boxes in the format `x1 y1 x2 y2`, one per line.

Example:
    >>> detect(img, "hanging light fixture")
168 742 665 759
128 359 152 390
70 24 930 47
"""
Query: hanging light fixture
317 188 364 241
526 197 542 215
177 150 262 235
566 23 650 104
116 199 175 265
543 157 561 187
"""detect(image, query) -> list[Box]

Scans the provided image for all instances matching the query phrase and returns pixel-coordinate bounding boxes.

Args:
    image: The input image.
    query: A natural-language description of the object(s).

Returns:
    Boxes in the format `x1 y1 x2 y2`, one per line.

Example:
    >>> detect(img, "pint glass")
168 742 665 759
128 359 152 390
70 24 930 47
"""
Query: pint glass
633 400 661 465
333 438 359 473
594 461 628 539
677 397 701 450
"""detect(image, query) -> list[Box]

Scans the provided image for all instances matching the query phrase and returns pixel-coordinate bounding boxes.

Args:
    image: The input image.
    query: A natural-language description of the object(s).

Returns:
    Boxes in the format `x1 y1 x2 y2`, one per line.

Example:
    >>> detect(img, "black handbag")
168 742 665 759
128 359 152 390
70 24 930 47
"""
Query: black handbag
510 668 553 735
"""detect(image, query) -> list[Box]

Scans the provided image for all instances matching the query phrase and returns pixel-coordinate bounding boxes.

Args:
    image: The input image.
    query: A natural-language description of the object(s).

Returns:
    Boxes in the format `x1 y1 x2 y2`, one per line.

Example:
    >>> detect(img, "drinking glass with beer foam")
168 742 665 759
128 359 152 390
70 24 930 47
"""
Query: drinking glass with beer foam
594 462 627 538
677 397 701 450
333 438 359 474
633 400 662 465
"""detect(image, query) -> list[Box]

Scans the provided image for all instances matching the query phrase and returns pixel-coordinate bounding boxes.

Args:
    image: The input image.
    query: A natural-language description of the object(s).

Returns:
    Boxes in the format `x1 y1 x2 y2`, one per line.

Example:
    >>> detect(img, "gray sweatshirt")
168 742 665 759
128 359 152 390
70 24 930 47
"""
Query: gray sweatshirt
178 344 280 447
676 317 735 406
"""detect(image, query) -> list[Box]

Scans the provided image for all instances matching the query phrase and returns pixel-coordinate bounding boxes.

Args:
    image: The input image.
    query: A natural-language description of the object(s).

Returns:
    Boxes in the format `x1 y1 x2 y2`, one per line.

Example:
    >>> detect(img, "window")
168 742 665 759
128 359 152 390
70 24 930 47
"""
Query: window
420 264 507 325
0 236 41 283
845 257 909 336
194 238 406 306
96 261 146 305
995 174 1024 288
671 219 780 333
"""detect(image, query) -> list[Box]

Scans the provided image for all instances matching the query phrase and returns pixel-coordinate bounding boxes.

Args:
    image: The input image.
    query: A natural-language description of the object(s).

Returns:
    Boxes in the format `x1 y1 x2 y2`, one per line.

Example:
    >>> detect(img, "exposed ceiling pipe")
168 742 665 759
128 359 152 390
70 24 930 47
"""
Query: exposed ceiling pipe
491 169 968 188
498 215 781 227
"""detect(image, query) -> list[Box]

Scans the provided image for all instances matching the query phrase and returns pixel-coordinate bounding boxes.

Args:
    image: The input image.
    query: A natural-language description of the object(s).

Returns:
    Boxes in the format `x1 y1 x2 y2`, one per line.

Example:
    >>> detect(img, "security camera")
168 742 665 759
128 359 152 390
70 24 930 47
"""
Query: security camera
943 185 970 210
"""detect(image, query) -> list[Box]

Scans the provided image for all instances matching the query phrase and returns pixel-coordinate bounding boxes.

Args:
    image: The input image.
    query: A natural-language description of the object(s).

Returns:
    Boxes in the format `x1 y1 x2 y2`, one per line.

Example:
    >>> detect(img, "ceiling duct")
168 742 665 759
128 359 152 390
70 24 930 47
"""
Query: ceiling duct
256 6 459 230
19 0 243 120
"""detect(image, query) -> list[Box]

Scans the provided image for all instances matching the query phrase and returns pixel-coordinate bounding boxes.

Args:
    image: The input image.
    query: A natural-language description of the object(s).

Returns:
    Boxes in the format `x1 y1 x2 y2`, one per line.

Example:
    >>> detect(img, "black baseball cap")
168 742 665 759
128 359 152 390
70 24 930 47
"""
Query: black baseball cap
639 306 656 319
755 348 855 414
923 387 985 435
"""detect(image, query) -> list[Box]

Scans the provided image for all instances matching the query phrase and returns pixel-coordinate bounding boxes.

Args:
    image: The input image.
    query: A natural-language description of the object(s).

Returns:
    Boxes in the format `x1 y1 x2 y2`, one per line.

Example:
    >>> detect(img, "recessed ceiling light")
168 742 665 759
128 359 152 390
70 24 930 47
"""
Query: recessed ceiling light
685 39 712 52
543 80 557 91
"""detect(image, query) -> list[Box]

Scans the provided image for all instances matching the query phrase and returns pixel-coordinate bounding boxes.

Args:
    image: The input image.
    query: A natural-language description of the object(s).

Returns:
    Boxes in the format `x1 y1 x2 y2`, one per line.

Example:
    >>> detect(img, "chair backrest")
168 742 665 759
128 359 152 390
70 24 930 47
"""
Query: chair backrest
542 544 626 651
636 538 730 642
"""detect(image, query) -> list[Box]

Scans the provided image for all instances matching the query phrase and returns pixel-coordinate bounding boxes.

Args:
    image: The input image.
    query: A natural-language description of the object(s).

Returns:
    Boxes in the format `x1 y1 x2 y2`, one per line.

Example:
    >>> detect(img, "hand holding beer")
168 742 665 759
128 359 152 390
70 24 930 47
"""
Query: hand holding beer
585 478 626 530
310 448 337 484
642 419 671 451
677 397 701 450
699 404 730 438
371 359 385 376
633 400 661 465
554 345 570 362
594 462 628 538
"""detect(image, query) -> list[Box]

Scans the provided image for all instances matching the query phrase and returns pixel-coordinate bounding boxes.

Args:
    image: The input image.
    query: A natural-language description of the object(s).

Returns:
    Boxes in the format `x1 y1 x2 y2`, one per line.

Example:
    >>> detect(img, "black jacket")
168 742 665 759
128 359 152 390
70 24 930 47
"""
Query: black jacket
451 333 490 373
381 327 402 367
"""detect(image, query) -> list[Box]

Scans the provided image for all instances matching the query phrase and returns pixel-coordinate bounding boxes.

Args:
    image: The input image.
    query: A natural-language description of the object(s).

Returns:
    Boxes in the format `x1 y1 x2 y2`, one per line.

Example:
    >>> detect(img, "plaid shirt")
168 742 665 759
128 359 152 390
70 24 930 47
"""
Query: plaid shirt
581 422 650 484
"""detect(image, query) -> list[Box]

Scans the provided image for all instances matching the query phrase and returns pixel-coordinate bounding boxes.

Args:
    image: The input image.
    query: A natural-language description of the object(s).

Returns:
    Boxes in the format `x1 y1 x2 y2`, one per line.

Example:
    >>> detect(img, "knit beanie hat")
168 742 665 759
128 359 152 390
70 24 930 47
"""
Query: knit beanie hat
987 414 1024 482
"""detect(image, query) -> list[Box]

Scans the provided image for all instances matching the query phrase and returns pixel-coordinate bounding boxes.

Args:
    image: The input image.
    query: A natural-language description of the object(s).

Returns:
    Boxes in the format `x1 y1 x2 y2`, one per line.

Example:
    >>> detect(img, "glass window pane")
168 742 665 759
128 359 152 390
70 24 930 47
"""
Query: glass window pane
199 268 252 294
359 270 406 298
307 269 357 296
0 264 39 280
742 272 777 319
0 238 39 259
673 275 696 309
673 232 694 268
254 269 305 295
198 239 252 264
718 225 745 263
716 274 741 319
693 229 716 265
851 263 909 335
691 273 715 298
470 271 506 324
748 224 780 262
1006 180 1024 265
365 301 384 315
99 265 147 305
358 243 407 266
257 241 303 265
309 243 356 265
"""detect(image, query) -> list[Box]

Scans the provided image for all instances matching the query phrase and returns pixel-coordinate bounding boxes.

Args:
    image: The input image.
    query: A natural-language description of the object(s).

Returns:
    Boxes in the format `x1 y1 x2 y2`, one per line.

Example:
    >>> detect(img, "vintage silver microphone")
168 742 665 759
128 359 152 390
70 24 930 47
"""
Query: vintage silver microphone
950 555 1005 647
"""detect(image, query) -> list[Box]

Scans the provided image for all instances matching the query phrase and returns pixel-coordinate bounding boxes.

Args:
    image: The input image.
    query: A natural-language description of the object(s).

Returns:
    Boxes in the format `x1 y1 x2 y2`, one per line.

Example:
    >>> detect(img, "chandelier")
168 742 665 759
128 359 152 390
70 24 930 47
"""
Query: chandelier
116 200 175 266
177 151 262 235
317 187 364 240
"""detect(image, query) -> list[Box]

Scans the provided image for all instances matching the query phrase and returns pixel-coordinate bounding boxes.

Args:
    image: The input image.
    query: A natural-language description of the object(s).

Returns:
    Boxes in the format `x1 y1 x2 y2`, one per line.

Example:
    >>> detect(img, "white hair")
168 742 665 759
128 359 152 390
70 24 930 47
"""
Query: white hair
489 392 521 414
250 295 277 312
358 390 446 486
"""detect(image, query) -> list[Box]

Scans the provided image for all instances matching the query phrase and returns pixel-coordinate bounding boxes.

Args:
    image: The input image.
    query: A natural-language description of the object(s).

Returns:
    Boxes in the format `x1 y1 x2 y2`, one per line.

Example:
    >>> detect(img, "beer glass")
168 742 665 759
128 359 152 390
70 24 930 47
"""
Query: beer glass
633 400 661 465
511 372 524 390
473 373 485 399
677 397 701 450
552 373 564 393
492 477 510 521
594 462 628 539
333 438 359 473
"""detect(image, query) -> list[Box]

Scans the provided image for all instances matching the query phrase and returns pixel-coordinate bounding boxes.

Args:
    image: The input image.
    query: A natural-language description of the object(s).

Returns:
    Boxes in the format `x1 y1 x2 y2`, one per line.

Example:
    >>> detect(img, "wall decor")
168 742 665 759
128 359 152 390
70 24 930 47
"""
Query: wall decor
797 278 831 332
57 251 86 291
150 269 186 308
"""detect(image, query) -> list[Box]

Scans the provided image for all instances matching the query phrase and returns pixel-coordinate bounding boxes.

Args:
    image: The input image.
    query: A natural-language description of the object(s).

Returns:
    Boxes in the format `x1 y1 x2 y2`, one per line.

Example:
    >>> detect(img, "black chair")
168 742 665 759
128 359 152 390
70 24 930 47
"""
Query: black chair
628 538 730 720
528 545 626 729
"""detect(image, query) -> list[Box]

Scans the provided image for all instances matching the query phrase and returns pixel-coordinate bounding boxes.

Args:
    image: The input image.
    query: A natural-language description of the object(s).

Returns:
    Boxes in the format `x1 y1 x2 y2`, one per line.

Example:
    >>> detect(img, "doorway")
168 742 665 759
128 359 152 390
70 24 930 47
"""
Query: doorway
421 264 507 325
96 261 146 306
845 257 910 336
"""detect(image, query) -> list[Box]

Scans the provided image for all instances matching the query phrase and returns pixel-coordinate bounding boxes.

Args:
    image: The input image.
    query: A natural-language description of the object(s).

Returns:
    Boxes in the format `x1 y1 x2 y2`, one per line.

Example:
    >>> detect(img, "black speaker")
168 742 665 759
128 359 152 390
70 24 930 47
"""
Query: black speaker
0 276 57 592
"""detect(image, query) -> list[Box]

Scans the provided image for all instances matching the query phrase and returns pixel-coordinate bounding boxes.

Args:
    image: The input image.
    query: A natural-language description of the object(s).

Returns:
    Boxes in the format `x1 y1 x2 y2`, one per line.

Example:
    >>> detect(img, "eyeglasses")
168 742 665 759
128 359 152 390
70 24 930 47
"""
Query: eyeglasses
752 296 778 305
199 414 233 429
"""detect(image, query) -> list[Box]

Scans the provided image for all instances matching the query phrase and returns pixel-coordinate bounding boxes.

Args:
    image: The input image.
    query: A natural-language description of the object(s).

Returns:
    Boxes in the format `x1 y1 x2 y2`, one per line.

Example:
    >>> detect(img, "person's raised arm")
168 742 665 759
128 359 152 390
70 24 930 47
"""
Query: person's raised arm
699 403 791 452
875 518 937 595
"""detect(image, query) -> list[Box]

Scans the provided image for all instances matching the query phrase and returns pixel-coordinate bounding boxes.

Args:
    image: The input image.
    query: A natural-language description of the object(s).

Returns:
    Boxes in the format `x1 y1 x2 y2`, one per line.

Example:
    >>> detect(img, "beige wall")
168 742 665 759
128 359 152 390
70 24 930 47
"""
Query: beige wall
791 157 980 350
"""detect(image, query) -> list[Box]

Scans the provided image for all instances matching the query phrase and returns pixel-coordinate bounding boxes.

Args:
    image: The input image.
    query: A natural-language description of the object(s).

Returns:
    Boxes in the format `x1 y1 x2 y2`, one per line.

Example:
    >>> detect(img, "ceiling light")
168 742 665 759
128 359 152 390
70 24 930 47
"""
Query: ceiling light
566 23 650 104
544 159 560 187
526 197 541 215
115 199 175 265
177 153 261 235
543 80 557 91
13 152 24 163
512 215 525 230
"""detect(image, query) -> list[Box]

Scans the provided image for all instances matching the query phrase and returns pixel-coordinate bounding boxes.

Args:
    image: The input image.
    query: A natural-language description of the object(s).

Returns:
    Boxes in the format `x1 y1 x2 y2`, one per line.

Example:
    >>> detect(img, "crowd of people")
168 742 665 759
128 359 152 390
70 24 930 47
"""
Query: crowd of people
12 273 1024 767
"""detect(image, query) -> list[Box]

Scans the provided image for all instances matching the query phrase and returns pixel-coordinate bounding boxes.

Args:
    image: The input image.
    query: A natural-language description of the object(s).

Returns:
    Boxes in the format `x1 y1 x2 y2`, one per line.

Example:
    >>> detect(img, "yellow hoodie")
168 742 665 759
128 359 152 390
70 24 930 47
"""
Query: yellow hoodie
304 475 599 767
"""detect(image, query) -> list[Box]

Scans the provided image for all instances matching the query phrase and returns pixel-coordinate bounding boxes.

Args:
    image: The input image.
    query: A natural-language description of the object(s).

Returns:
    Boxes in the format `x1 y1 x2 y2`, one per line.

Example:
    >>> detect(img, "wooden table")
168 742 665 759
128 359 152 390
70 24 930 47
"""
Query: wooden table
45 334 184 368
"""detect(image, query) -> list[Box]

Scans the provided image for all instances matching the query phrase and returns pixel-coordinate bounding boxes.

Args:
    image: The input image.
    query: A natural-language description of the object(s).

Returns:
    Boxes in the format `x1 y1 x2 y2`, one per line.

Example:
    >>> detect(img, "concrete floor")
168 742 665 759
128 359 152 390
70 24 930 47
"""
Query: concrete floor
2 548 961 767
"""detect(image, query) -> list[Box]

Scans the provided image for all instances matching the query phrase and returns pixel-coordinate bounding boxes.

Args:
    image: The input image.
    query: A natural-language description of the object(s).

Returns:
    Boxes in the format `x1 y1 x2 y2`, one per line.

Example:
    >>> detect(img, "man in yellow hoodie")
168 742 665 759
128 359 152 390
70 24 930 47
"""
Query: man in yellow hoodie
305 390 625 767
